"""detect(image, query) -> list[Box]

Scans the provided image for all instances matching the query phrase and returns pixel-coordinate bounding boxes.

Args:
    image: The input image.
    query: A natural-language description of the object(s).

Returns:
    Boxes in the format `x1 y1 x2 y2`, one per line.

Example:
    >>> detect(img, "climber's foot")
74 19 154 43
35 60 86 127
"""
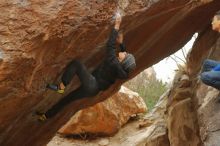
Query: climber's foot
46 83 64 94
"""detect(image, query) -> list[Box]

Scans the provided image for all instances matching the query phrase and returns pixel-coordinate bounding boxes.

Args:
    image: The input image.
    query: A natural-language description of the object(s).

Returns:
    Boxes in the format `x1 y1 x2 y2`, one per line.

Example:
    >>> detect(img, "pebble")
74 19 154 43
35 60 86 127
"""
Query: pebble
98 138 109 146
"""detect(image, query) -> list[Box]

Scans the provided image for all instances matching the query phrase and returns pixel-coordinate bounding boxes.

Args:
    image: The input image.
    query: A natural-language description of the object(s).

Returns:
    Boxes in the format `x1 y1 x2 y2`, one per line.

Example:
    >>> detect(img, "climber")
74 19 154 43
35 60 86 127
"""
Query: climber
200 11 220 90
36 13 136 121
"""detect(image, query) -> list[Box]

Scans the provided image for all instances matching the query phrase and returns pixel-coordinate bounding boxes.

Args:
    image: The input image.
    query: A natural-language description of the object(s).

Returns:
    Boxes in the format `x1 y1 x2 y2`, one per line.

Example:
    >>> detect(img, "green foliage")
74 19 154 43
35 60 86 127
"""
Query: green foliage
124 75 167 111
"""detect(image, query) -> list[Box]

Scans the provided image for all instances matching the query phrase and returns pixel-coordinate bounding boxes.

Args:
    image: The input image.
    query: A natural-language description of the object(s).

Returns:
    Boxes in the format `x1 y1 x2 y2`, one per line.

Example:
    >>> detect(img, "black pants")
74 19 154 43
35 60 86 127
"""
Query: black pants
45 60 100 118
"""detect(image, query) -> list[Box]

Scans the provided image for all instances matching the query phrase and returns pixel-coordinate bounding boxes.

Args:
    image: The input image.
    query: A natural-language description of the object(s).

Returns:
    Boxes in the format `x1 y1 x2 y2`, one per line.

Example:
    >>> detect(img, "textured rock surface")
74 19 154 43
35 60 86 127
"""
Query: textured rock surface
1 0 220 146
48 91 169 146
196 85 220 146
167 85 201 146
59 86 147 136
163 25 220 146
140 92 170 146
193 38 220 146
163 26 219 146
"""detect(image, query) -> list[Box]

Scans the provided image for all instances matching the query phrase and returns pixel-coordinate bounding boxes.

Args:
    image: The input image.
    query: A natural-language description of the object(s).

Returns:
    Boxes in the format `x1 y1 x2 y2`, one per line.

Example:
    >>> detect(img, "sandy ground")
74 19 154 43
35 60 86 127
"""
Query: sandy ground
48 119 150 146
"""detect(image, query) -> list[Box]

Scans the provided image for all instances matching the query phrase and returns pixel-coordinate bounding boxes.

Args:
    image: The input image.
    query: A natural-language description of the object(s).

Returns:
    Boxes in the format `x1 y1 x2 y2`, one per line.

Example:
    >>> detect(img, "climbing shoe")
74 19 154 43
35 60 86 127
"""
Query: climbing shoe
46 83 64 94
35 111 47 122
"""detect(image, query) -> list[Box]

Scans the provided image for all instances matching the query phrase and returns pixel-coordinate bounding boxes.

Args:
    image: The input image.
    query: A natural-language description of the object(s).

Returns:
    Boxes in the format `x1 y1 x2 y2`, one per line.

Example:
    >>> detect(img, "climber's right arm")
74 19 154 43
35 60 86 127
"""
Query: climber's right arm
106 14 122 60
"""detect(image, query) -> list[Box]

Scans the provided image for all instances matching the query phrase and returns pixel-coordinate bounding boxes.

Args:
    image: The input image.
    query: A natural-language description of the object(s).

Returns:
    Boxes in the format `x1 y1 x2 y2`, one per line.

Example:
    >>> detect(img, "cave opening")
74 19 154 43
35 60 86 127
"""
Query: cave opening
124 33 198 111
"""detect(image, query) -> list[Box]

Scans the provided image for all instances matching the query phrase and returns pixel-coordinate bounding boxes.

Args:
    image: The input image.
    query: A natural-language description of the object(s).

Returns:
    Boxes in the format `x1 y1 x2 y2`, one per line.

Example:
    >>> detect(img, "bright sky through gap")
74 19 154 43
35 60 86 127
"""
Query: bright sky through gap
153 33 198 83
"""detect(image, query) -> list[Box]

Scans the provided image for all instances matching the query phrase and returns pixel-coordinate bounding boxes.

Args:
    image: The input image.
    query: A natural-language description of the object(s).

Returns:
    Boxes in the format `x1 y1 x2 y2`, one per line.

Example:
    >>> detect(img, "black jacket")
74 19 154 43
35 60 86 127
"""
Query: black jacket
92 28 128 90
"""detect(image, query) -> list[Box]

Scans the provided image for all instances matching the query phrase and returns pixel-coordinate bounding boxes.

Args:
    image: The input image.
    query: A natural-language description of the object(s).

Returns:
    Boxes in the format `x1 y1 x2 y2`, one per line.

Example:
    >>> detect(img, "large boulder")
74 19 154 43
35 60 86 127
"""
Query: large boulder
58 86 147 136
48 90 169 146
1 0 220 145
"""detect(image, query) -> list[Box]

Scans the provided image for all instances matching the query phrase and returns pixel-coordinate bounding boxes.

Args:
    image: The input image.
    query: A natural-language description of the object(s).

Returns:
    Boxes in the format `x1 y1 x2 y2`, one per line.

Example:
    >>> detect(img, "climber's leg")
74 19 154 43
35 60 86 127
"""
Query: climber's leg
201 59 220 73
201 71 220 90
47 60 92 94
45 76 99 118
37 68 100 121
44 86 85 118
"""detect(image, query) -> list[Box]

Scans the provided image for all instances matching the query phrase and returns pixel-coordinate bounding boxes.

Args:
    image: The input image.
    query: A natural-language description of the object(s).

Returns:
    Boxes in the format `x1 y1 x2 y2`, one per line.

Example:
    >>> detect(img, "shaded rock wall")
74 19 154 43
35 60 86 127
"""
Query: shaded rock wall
194 38 220 146
167 78 202 146
164 24 220 146
135 25 219 146
196 85 220 146
140 91 170 146
1 0 220 146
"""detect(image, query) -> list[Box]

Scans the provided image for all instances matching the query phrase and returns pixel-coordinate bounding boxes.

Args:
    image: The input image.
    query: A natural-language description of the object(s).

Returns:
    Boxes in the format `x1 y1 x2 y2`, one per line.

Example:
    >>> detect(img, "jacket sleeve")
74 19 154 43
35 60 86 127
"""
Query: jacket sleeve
106 28 118 60
106 28 128 79
119 43 126 52
115 62 128 79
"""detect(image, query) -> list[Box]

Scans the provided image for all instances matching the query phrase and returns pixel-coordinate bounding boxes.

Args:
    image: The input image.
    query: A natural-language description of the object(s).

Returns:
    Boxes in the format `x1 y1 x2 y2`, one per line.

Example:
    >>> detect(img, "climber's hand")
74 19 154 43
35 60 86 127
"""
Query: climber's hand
114 13 122 30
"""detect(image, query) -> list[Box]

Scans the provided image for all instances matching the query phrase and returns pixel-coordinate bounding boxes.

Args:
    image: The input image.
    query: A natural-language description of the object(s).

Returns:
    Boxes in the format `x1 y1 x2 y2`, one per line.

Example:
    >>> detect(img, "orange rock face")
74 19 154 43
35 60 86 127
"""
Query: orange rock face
0 0 220 146
59 86 147 136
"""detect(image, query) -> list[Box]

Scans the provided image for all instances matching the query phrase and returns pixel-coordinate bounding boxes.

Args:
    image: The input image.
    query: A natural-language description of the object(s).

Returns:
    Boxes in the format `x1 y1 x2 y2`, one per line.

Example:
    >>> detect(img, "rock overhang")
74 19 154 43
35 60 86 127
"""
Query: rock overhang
0 0 220 146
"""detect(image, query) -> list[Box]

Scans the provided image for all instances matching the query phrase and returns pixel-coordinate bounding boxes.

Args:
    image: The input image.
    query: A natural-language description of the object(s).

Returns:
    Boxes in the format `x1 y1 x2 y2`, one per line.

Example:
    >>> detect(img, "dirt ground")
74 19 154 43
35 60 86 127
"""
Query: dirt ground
48 119 151 146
